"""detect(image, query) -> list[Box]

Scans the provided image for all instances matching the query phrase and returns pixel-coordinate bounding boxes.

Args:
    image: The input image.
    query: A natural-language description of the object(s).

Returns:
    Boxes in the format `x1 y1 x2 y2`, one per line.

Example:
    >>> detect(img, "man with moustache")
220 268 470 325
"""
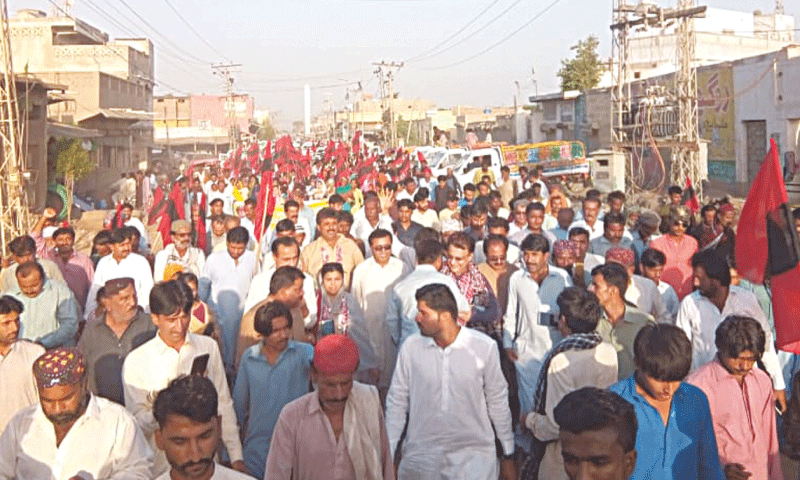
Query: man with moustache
154 220 206 281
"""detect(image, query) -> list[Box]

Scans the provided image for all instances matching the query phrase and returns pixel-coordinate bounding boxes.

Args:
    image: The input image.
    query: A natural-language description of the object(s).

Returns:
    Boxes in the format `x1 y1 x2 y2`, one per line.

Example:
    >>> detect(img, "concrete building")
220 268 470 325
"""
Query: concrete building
9 9 154 201
153 93 255 157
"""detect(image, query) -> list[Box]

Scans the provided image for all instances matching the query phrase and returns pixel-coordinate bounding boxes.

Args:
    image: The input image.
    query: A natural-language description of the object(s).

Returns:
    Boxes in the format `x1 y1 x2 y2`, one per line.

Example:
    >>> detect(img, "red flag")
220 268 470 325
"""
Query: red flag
417 150 428 166
114 202 124 229
736 138 800 353
254 170 274 242
683 177 699 214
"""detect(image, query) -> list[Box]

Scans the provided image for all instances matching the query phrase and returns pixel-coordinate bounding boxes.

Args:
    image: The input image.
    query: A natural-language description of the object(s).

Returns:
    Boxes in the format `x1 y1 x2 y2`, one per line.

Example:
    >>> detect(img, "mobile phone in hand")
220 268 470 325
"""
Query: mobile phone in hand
191 354 210 376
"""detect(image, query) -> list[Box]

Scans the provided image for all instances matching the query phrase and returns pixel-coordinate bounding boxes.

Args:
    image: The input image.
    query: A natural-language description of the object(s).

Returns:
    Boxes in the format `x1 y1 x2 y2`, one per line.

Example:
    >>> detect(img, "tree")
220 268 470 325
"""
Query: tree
557 35 603 92
55 138 95 221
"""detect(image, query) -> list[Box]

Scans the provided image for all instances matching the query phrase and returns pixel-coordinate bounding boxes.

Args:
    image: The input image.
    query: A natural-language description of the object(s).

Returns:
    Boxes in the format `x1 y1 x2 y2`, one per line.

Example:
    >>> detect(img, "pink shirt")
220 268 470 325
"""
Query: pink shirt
650 234 698 300
31 230 94 310
687 359 782 480
265 389 395 480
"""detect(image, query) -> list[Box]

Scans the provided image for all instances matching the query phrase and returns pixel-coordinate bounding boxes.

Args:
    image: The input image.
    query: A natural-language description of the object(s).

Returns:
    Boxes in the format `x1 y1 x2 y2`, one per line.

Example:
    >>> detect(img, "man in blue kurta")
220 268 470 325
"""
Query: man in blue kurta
610 323 725 480
233 301 313 479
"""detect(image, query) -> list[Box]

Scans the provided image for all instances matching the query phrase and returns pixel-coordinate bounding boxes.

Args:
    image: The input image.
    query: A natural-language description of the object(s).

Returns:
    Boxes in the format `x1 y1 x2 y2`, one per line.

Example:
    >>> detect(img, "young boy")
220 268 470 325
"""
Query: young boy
639 248 680 323
317 263 379 383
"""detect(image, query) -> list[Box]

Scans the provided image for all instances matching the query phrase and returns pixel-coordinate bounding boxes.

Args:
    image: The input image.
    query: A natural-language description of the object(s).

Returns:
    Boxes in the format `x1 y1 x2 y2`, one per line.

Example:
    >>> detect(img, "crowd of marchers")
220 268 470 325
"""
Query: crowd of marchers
3 160 800 480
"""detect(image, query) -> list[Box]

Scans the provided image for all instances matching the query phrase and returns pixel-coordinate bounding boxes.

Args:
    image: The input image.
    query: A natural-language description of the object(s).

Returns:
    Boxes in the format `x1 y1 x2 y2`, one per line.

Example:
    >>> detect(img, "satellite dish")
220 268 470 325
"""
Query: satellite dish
81 140 92 151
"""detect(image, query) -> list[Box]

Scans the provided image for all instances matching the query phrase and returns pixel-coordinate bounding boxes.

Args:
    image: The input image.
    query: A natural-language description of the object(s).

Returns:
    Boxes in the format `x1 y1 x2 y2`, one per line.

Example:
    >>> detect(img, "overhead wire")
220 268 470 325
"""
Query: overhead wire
159 0 232 63
423 0 565 70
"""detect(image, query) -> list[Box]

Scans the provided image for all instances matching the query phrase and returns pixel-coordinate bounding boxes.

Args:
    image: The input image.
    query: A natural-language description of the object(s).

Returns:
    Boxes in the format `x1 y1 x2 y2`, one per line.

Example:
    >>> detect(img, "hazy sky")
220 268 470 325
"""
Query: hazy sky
11 0 799 129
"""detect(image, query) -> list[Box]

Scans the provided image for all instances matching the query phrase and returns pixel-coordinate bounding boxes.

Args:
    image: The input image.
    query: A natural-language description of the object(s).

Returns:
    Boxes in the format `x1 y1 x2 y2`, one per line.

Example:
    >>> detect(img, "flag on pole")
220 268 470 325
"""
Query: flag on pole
736 138 800 353
683 177 699 214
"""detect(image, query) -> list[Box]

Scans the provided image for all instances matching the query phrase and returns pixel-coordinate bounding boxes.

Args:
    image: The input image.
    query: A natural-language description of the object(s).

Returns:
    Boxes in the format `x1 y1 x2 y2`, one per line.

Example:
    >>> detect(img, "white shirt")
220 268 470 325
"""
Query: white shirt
87 253 154 320
411 209 441 232
351 213 393 255
395 189 416 202
474 241 520 266
122 332 243 476
240 217 256 250
0 340 43 432
626 275 670 324
657 281 680 323
124 217 149 250
508 228 557 248
582 252 605 271
676 286 785 390
0 395 153 480
155 464 252 480
244 267 317 326
153 244 206 281
569 219 604 240
386 327 514 479
351 256 409 387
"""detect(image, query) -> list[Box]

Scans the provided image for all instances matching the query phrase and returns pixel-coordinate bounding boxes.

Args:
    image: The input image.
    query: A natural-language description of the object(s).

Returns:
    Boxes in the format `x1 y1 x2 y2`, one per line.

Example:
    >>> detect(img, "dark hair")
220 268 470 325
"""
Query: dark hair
793 207 800 222
337 210 354 225
153 375 218 429
603 212 627 229
0 295 24 315
175 271 198 287
8 236 36 256
271 236 299 256
526 202 546 215
209 214 226 226
397 198 415 210
226 226 249 245
414 283 458 320
591 263 629 297
568 227 590 241
284 199 300 210
607 190 626 203
121 202 134 211
368 228 392 246
403 177 416 186
209 198 224 207
472 199 489 216
269 266 305 295
275 218 295 233
328 194 345 205
554 387 637 453
700 204 717 216
715 315 766 360
667 185 683 196
93 230 113 246
150 279 193 316
254 301 293 337
447 231 475 253
557 287 603 334
463 183 476 192
413 227 440 249
520 234 550 254
15 261 44 280
122 226 140 241
437 175 447 182
461 204 473 219
316 207 338 225
634 324 692 381
582 197 601 209
483 234 509 256
52 227 76 241
691 249 731 287
487 216 509 232
640 248 666 268
110 228 133 244
416 239 444 264
244 198 257 208
501 166 510 174
320 262 344 278
413 189 429 203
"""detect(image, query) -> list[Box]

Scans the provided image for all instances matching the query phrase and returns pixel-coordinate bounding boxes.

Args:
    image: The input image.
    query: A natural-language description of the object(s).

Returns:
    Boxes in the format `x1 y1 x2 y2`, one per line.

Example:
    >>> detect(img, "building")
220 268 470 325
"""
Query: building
153 93 255 157
9 9 154 202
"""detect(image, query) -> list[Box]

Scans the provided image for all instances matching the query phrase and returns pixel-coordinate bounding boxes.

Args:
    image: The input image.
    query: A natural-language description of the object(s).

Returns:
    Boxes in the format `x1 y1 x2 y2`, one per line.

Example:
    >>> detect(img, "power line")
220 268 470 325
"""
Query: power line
159 0 232 62
404 0 504 63
424 0 565 70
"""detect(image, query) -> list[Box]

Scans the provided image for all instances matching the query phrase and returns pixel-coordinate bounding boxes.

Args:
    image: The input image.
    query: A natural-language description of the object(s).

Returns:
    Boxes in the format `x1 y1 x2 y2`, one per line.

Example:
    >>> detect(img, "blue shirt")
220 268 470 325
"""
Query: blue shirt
610 376 725 480
233 341 313 479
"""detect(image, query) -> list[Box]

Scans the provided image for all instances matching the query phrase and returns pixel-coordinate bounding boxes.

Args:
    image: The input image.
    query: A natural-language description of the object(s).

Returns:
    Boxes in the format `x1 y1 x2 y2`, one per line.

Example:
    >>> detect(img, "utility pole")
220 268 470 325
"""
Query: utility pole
212 63 241 152
776 0 784 15
610 0 706 199
0 0 29 253
372 61 403 148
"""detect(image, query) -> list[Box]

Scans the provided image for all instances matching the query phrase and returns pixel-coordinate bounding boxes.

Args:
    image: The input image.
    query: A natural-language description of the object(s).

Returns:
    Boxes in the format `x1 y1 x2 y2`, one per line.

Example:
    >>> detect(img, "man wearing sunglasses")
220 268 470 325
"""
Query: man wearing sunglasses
153 220 206 281
649 206 698 300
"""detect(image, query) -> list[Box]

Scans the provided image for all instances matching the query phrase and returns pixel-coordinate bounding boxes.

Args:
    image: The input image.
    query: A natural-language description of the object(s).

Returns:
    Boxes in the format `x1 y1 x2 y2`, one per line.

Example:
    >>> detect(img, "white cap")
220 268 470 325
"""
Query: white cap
43 226 58 239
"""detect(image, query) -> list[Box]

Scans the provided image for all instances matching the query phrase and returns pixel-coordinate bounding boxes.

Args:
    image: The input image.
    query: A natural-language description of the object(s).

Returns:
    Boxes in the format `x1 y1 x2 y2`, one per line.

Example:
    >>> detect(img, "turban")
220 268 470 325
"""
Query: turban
605 247 636 267
718 203 735 214
313 334 360 375
553 240 578 257
33 348 86 389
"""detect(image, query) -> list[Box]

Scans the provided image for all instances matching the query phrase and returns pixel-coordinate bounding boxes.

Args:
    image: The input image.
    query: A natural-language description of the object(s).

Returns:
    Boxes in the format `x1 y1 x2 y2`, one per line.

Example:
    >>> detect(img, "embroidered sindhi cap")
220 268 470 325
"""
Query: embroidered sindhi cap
33 347 86 389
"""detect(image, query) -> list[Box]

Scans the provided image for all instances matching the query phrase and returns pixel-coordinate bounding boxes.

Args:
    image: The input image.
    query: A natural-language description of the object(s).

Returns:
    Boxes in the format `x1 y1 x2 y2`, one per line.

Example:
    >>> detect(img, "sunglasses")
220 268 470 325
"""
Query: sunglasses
372 245 392 252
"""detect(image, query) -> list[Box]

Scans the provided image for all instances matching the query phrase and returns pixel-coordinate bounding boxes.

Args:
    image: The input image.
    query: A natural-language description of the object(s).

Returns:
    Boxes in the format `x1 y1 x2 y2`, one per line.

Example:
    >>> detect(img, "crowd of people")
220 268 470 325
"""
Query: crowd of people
2 155 800 480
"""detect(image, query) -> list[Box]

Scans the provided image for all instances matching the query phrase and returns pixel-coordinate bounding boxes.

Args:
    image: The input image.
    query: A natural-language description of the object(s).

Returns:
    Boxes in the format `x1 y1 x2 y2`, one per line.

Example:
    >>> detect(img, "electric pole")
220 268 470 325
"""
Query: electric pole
212 63 241 152
372 61 403 148
0 0 30 253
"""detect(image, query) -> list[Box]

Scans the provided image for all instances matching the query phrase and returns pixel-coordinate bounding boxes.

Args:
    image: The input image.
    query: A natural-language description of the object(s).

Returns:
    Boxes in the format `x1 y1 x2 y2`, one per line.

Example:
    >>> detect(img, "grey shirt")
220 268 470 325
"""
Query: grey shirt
77 309 156 404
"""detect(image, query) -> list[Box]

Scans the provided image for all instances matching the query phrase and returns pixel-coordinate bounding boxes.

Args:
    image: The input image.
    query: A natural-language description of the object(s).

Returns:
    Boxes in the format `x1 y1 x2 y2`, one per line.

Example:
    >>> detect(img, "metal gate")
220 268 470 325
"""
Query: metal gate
745 120 767 185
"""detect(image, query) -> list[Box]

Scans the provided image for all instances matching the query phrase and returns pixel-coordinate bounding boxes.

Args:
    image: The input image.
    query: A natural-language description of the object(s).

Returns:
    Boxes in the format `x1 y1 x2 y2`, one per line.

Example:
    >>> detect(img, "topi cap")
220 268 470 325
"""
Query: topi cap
552 239 578 257
313 334 360 375
605 247 636 267
33 348 86 389
171 219 191 232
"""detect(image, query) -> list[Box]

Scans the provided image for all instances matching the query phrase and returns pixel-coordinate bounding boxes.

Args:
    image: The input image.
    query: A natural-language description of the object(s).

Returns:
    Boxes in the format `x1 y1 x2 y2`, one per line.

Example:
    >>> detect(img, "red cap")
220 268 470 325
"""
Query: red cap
313 334 360 375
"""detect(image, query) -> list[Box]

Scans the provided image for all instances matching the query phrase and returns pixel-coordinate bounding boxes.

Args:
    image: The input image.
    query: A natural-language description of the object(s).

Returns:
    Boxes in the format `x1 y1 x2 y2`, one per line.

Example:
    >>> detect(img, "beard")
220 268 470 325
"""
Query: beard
46 392 89 426
172 457 214 478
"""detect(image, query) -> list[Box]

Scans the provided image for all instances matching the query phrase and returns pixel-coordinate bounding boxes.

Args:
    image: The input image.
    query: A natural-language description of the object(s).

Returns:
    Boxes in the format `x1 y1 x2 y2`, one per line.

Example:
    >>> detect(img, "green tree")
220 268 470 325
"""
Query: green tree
55 138 95 221
557 35 603 92
255 120 276 141
396 116 423 146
